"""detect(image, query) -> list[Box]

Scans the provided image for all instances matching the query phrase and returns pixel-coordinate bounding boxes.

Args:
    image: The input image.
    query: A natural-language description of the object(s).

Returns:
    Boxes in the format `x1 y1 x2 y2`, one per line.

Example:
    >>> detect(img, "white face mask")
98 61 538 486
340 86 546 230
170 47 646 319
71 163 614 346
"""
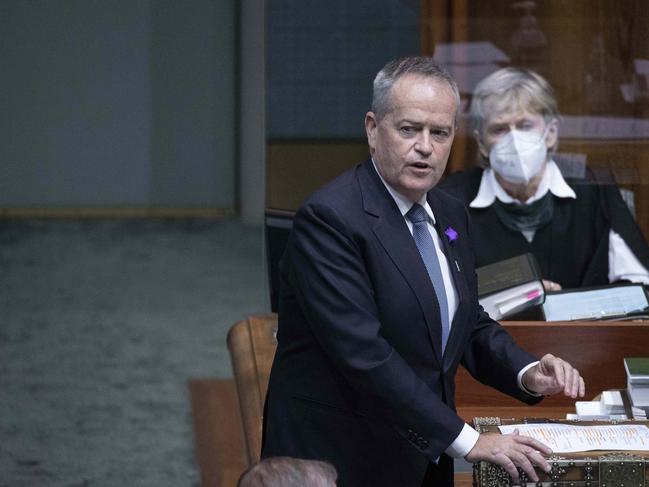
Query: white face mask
488 128 549 185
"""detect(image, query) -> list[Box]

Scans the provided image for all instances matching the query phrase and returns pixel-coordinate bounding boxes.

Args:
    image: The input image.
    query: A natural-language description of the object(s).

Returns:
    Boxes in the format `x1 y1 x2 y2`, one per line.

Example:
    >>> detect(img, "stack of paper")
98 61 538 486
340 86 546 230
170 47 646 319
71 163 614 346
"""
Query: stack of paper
567 390 634 420
574 400 609 420
601 390 626 415
625 357 649 418
569 391 628 420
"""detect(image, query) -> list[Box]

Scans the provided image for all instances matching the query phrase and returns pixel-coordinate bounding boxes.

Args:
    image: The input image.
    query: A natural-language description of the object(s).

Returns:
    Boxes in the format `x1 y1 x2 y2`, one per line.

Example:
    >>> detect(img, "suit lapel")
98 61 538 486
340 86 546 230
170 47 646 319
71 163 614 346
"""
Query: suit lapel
357 161 443 364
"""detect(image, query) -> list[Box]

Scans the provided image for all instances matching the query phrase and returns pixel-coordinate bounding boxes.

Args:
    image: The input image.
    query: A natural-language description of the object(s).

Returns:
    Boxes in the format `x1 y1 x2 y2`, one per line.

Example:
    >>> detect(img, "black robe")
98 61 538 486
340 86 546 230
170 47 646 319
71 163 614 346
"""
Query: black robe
439 167 649 289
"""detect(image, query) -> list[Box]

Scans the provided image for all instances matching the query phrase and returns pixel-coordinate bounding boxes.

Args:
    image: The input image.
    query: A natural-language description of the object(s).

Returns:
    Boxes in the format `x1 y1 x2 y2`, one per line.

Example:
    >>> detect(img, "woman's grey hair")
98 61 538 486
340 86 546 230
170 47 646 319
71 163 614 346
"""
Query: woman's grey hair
238 457 338 487
371 56 461 121
470 67 559 135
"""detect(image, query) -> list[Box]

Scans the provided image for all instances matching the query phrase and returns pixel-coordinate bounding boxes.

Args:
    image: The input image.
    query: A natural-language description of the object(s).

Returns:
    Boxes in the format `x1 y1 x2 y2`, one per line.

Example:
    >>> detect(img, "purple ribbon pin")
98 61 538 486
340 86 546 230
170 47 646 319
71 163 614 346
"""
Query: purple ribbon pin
444 226 458 244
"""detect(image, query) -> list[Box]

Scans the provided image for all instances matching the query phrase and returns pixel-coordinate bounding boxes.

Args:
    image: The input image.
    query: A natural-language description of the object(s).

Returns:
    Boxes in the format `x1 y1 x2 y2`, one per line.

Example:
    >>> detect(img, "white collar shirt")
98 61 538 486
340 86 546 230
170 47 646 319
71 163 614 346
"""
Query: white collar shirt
470 160 576 209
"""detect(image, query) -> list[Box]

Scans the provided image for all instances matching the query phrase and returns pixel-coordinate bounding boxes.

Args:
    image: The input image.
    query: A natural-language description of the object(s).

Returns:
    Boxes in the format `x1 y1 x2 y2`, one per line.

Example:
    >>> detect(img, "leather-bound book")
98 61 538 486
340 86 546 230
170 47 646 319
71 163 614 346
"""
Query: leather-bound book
476 253 544 320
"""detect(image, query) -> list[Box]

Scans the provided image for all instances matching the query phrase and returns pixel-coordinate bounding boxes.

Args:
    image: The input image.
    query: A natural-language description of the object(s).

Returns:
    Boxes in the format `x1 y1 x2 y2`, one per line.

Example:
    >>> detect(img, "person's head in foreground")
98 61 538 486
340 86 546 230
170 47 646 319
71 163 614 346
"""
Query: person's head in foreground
237 456 337 487
470 67 559 198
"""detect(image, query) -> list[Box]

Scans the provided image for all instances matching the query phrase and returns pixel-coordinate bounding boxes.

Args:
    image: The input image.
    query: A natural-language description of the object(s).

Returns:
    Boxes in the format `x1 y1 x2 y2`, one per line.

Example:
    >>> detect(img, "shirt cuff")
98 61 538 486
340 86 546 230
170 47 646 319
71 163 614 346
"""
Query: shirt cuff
517 361 542 396
445 423 480 458
608 230 649 284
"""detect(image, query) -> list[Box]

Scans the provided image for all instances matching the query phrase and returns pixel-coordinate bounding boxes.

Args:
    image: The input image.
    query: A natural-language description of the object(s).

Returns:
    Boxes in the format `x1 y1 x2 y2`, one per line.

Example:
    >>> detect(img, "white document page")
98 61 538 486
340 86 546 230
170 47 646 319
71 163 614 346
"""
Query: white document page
498 424 649 452
542 285 648 321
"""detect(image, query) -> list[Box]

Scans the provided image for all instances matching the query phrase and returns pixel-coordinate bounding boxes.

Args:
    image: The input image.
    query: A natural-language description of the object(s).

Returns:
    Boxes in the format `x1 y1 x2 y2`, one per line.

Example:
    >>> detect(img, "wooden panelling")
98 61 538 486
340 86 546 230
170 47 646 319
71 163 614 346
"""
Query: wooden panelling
266 141 368 211
189 378 247 487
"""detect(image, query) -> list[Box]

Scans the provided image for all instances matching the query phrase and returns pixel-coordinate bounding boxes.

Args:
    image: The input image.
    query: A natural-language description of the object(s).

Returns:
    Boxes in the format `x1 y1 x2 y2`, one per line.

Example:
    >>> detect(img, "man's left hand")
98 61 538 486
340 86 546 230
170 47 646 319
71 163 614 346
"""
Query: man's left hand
522 354 585 398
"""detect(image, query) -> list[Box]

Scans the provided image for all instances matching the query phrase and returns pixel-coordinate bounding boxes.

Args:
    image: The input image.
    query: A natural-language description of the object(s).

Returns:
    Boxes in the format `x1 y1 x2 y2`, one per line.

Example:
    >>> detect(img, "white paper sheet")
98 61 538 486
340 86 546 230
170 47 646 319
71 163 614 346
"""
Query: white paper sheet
498 424 649 452
542 285 649 321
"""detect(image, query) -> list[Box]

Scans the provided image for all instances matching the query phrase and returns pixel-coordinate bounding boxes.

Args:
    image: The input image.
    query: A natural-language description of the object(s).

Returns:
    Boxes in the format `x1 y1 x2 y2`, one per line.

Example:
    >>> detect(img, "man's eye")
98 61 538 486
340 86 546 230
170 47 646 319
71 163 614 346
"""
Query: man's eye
399 126 416 135
433 130 450 138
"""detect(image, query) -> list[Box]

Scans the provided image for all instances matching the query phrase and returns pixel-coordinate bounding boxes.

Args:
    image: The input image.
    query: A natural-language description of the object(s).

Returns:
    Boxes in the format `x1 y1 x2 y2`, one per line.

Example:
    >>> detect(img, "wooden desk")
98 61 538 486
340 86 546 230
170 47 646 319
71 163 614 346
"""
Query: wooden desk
193 317 649 487
456 320 649 419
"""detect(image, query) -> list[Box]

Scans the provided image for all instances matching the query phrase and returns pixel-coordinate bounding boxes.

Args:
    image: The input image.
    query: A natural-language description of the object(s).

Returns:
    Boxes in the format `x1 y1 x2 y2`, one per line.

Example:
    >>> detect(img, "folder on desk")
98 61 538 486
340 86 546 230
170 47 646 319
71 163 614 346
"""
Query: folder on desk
542 283 649 322
476 253 545 320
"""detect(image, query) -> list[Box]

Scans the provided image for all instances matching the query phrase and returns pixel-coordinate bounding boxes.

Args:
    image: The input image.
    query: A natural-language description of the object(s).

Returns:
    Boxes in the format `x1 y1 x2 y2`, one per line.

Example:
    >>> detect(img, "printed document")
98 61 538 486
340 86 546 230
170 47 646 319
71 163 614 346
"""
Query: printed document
498 423 649 452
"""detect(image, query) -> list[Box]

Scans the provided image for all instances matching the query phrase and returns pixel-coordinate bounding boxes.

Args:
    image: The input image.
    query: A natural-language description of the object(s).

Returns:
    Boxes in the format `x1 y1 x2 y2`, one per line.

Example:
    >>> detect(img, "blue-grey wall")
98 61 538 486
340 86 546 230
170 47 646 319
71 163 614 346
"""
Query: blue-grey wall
150 0 235 206
267 0 420 139
0 0 235 208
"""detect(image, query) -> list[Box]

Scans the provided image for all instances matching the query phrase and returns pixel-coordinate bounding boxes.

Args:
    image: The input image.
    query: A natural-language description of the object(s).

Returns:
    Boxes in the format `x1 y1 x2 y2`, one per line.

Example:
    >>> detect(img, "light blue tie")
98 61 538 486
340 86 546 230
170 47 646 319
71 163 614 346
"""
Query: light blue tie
406 203 450 352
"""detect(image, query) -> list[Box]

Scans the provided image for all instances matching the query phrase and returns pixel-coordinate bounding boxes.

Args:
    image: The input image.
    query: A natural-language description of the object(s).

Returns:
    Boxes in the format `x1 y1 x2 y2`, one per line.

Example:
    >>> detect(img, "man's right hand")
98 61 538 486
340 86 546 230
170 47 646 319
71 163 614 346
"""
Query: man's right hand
464 430 553 482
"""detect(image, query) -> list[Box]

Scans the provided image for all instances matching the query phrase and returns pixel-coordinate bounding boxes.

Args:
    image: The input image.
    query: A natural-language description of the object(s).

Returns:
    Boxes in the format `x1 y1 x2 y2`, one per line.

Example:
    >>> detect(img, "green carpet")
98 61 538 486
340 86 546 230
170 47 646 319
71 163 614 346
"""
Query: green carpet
0 219 267 487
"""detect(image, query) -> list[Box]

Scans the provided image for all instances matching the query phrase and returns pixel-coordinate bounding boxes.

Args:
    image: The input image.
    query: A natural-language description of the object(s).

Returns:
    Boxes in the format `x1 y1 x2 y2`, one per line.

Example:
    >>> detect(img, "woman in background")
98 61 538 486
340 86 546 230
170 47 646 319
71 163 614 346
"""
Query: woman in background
440 67 649 290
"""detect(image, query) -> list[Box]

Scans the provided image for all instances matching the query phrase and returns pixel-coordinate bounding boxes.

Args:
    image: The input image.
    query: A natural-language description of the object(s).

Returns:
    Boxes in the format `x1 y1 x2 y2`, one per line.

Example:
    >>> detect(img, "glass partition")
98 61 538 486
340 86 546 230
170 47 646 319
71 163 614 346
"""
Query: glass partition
422 0 649 238
265 0 649 263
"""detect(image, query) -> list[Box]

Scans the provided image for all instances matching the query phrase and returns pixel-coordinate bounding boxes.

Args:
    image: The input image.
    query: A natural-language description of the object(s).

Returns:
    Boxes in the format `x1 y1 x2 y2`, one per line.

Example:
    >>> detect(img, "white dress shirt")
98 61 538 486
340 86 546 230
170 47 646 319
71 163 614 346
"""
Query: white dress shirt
470 161 649 284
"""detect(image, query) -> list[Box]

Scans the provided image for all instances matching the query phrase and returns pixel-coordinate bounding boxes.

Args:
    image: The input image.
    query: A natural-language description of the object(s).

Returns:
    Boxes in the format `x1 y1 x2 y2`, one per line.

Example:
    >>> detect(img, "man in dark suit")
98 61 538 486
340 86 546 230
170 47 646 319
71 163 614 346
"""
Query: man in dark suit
262 56 585 487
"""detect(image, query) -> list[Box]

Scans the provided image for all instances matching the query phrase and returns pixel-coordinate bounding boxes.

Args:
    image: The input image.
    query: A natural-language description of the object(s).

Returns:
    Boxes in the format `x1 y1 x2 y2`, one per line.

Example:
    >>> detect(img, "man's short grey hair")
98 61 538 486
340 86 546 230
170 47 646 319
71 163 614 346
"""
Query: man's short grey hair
371 56 461 121
470 67 559 135
238 457 338 487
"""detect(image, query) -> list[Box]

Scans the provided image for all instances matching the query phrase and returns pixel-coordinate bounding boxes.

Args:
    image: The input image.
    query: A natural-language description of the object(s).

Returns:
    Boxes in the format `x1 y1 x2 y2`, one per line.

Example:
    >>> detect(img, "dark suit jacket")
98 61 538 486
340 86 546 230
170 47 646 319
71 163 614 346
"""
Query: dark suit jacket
262 159 540 487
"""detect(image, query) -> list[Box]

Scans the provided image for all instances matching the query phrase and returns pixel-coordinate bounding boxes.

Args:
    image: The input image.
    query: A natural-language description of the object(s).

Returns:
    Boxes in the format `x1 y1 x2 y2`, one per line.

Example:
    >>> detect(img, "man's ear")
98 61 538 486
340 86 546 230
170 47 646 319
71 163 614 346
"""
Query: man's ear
475 129 489 159
365 112 378 152
545 118 559 149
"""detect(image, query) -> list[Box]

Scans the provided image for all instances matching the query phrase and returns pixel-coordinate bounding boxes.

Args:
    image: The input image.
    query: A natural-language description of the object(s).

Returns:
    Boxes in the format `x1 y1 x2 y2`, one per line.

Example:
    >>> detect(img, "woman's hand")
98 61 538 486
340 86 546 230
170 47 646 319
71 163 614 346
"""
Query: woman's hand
542 279 562 292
